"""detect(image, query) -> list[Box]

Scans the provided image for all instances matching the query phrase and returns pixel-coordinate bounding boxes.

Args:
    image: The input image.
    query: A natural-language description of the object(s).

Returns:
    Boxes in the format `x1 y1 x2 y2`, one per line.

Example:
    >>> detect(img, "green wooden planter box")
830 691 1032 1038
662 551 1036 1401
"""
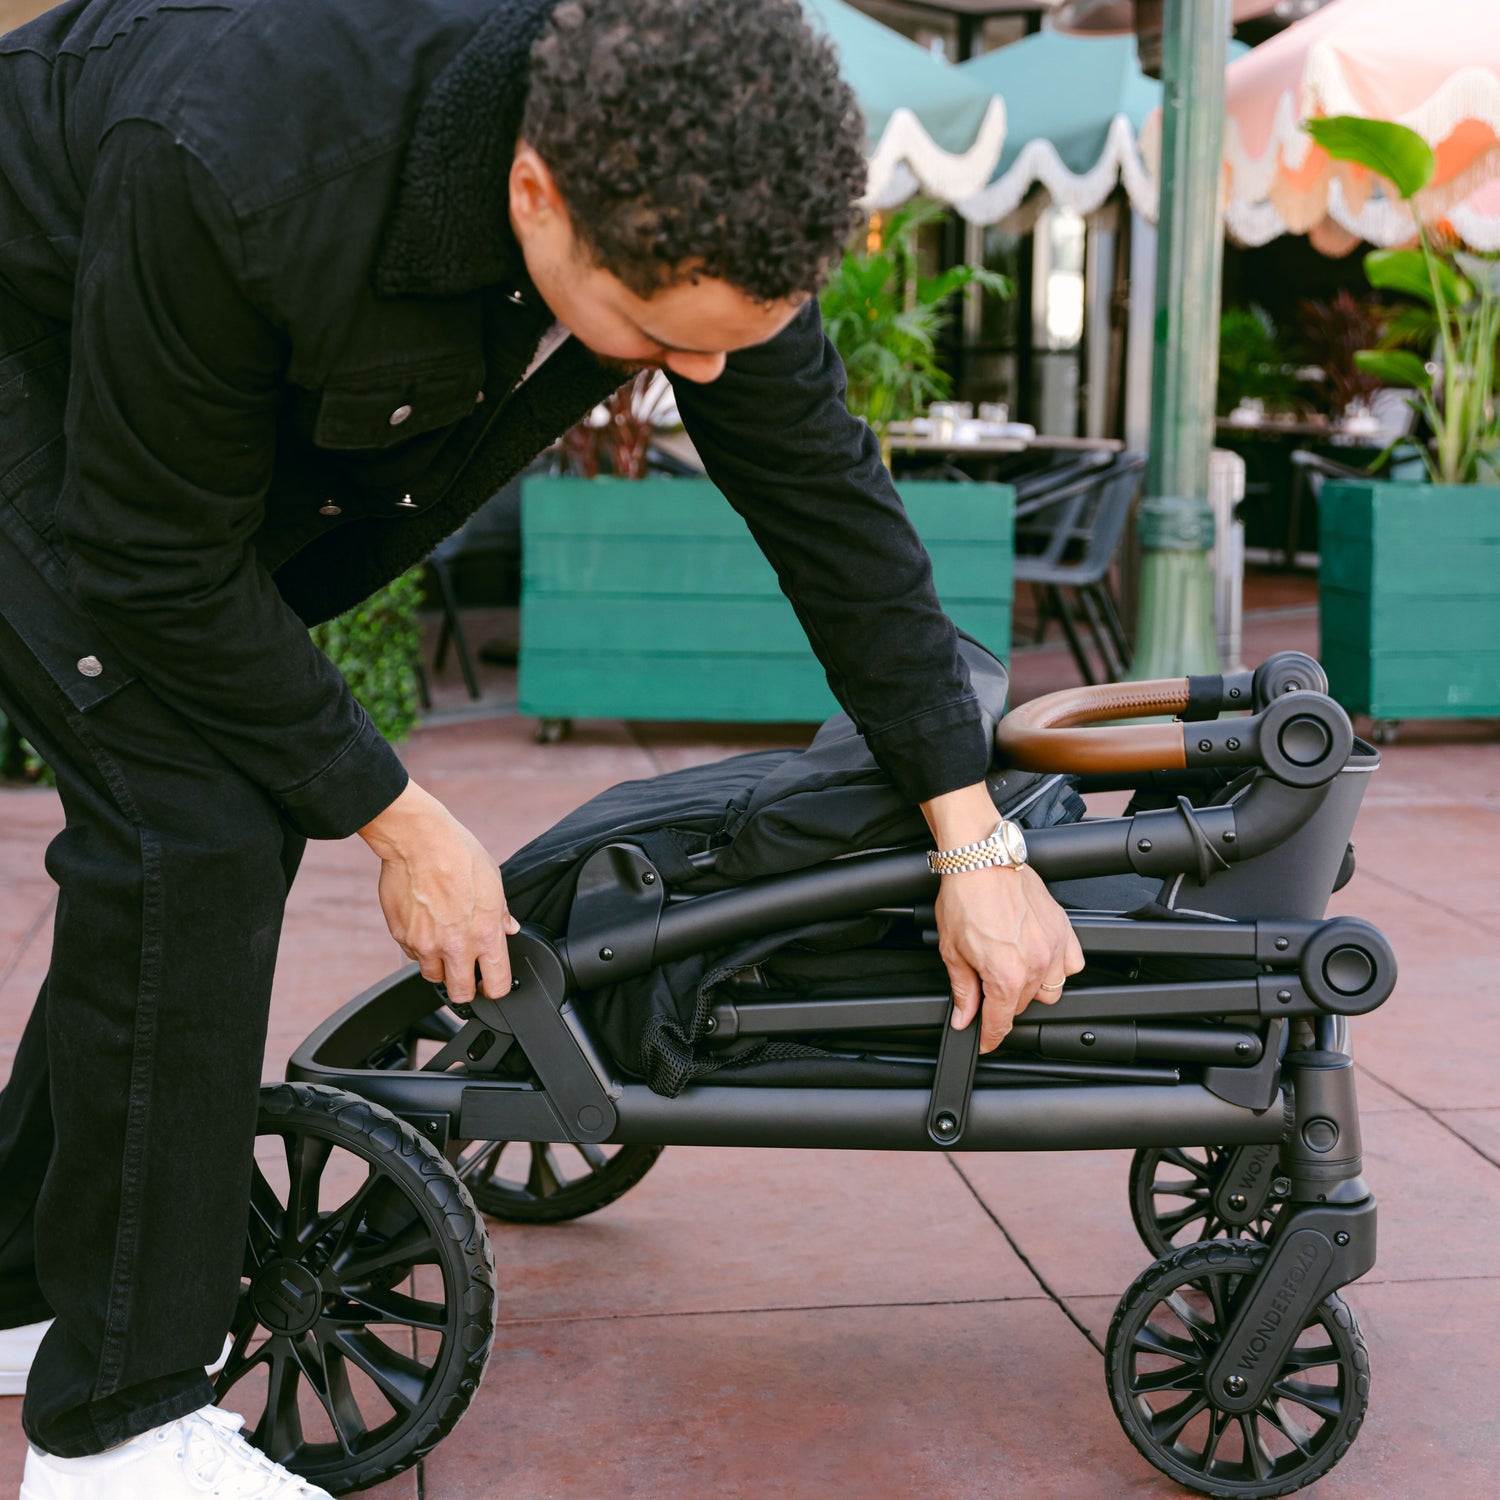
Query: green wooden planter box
1319 478 1500 721
519 475 1014 724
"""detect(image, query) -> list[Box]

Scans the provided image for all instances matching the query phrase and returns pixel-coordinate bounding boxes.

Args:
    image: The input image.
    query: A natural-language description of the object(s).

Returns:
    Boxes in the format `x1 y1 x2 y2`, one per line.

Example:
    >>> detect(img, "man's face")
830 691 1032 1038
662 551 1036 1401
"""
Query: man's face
508 146 802 384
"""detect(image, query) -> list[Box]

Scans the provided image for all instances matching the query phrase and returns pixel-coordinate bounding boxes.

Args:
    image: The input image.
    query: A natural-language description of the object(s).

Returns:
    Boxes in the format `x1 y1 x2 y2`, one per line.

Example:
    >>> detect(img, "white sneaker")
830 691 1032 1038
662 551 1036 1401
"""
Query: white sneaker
20 1404 334 1498
0 1321 233 1396
0 1320 51 1396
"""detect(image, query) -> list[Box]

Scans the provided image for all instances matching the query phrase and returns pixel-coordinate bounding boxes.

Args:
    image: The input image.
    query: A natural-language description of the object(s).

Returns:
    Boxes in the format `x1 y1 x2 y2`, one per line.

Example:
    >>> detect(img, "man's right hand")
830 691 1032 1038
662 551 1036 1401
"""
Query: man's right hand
357 780 517 1005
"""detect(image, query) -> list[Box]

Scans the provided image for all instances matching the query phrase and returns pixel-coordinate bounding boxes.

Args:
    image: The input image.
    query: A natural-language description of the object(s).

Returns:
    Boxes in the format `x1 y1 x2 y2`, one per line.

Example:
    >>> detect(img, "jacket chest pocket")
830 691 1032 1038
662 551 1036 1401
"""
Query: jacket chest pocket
311 357 486 452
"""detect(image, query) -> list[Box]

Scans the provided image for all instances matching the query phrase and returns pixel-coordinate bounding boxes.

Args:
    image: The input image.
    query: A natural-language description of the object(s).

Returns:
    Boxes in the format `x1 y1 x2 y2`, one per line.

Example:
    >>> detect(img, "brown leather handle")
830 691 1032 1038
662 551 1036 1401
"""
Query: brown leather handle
996 679 1192 773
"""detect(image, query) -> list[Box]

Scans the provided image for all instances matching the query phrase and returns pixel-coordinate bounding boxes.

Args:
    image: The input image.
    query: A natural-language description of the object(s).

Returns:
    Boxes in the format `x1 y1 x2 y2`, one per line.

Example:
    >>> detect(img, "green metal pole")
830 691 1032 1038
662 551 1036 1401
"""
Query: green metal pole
1129 0 1230 680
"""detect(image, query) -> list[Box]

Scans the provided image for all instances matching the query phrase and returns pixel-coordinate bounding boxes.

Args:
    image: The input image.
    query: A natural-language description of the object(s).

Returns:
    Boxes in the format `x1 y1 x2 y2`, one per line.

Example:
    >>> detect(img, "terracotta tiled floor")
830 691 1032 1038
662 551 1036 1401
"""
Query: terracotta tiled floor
3 568 1499 1496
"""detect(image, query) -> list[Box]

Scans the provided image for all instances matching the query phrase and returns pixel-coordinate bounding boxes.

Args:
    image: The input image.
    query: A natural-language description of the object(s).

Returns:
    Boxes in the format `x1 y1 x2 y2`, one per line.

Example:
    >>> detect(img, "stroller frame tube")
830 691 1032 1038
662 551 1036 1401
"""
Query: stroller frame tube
569 765 1342 992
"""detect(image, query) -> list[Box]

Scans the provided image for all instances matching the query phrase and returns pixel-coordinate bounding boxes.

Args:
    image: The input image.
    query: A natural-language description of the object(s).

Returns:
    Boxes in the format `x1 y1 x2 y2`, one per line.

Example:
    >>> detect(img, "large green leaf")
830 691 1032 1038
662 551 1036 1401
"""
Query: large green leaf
1305 116 1435 200
1365 247 1469 309
1353 348 1432 390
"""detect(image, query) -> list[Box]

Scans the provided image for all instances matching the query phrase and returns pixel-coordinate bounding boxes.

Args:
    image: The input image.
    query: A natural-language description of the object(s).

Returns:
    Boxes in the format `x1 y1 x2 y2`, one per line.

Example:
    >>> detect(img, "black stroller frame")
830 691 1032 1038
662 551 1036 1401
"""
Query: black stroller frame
236 651 1393 1498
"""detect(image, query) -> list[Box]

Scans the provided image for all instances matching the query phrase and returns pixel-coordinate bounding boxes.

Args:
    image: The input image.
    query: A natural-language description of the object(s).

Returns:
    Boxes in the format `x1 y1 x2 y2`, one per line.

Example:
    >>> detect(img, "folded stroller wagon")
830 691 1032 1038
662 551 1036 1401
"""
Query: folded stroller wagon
245 648 1392 1498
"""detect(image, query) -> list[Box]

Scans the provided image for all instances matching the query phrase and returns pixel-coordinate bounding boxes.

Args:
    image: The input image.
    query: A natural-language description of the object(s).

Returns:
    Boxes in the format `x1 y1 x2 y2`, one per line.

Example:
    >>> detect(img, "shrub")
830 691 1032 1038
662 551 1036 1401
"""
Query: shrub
309 568 426 744
820 199 1010 449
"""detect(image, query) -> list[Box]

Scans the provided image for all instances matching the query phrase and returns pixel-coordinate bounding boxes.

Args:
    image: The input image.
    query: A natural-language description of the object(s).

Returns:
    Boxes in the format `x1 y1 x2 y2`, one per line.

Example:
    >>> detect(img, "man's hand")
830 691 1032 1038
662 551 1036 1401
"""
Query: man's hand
922 782 1084 1052
358 780 518 1005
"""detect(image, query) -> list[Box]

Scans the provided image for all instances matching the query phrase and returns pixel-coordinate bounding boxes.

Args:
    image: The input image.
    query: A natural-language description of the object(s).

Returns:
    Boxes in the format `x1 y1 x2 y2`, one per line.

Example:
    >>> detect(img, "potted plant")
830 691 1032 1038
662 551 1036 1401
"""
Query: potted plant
1296 291 1390 422
519 206 1017 737
1306 116 1500 735
1216 303 1304 420
820 199 1009 463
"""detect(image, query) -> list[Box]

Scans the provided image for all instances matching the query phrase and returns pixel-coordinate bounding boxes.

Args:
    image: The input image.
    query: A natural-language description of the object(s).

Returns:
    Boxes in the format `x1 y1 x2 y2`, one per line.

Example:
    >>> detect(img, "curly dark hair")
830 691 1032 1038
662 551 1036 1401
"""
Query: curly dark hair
522 0 867 301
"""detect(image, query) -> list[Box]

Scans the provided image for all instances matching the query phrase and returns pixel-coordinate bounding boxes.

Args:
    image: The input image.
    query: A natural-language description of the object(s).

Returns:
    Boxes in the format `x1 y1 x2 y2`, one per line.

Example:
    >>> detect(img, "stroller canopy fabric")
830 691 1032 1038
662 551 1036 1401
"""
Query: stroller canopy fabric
1223 0 1500 251
800 0 1008 209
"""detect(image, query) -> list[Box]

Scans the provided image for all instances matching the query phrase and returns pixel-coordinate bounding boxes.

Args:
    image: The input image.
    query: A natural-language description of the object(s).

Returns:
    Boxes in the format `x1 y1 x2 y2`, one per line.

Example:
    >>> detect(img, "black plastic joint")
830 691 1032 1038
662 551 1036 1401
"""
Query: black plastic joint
1253 919 1321 966
1282 1049 1365 1195
1298 918 1398 1016
1126 804 1237 877
1257 975 1319 1018
1182 674 1226 721
1180 716 1258 769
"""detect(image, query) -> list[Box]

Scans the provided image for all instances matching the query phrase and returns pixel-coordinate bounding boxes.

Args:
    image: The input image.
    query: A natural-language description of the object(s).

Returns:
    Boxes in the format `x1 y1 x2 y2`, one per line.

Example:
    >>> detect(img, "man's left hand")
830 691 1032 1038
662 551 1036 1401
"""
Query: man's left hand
922 780 1085 1052
934 862 1085 1052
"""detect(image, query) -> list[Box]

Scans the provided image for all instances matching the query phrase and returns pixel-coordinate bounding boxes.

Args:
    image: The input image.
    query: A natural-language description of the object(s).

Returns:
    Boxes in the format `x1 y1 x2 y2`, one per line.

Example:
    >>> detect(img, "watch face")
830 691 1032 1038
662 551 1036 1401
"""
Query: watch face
1000 820 1028 865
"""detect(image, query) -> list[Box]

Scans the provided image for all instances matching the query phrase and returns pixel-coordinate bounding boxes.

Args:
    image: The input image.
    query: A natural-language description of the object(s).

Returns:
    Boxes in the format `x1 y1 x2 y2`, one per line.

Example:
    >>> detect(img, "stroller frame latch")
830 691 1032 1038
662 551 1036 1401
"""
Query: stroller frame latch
471 927 620 1143
926 1000 980 1145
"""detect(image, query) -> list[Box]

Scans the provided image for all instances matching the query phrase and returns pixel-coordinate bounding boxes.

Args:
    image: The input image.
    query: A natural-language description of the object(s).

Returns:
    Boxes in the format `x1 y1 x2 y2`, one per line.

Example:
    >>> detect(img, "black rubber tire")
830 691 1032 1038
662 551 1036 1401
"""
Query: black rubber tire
217 1083 496 1495
1106 1240 1370 1499
1129 1146 1287 1258
456 1139 665 1223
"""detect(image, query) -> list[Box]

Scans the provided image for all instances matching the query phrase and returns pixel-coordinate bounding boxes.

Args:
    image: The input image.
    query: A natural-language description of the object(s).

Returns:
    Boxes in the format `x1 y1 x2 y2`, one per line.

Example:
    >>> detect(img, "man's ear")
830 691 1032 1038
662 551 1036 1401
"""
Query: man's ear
509 144 564 240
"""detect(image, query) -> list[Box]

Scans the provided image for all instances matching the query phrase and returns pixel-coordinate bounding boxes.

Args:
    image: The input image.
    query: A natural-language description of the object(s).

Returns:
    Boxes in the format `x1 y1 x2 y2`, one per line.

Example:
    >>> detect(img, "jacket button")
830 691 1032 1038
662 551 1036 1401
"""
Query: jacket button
319 502 342 516
396 494 418 509
506 289 525 305
389 404 413 426
77 656 103 678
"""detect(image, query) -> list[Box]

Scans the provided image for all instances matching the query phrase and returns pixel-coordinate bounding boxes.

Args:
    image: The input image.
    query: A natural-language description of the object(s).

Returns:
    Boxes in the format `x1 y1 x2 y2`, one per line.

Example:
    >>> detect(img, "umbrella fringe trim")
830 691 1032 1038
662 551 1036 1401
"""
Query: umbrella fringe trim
862 97 1008 209
1227 154 1500 251
955 112 1157 227
1226 66 1500 199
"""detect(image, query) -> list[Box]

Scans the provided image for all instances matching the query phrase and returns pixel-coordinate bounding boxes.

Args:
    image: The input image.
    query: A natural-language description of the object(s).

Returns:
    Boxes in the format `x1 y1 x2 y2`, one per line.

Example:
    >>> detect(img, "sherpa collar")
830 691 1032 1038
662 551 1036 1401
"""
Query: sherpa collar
374 0 563 298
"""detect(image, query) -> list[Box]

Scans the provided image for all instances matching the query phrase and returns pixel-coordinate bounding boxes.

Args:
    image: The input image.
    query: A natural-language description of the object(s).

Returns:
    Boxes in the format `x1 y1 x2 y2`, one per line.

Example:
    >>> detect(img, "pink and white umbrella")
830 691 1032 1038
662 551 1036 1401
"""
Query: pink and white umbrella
1224 0 1500 251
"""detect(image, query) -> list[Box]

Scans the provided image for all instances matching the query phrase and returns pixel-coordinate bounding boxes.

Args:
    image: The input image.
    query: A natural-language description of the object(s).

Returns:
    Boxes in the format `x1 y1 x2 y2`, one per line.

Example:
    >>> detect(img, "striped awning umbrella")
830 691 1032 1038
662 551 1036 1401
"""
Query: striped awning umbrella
1223 0 1500 250
954 31 1162 226
801 0 1008 209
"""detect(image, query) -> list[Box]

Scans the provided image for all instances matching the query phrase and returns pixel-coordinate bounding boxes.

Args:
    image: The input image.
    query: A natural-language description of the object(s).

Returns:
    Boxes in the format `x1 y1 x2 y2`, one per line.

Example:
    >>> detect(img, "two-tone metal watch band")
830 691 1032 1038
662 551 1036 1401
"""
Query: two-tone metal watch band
926 818 1028 876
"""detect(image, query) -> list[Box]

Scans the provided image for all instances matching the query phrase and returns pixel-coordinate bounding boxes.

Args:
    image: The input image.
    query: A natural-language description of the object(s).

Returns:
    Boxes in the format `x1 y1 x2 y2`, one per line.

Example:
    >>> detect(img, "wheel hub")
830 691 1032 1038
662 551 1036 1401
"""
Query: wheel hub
251 1259 323 1335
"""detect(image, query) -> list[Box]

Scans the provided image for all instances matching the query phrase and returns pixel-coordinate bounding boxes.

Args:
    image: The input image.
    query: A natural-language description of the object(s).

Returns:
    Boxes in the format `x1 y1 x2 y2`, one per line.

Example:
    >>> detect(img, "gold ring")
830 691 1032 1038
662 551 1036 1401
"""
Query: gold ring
1038 980 1065 991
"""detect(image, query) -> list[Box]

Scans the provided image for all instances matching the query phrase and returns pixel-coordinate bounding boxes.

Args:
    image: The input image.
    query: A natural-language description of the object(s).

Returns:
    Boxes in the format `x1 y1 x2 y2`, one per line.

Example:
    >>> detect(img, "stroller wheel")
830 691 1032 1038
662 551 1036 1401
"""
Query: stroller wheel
454 1139 665 1223
1106 1241 1369 1498
1129 1146 1286 1257
217 1083 495 1495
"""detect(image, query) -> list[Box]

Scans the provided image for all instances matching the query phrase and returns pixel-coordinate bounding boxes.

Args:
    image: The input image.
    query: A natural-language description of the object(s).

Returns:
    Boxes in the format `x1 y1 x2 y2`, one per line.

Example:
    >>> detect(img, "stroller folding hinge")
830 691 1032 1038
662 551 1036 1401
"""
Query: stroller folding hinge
926 1004 981 1146
1202 1017 1288 1110
472 927 619 1143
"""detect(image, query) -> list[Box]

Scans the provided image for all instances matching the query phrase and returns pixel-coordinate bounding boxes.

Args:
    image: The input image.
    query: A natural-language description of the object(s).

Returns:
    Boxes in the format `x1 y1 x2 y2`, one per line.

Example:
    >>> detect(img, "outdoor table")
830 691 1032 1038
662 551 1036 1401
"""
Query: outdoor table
887 425 1123 488
887 422 1029 457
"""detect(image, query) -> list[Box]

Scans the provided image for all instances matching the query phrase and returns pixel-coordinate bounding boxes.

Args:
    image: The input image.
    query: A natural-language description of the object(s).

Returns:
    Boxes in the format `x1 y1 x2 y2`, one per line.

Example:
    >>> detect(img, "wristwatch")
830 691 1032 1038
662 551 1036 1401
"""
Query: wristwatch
927 818 1029 876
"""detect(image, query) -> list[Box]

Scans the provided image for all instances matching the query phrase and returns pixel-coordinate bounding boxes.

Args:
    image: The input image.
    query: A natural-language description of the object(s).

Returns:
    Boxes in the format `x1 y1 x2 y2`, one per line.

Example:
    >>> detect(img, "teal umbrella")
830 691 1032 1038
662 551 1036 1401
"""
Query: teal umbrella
800 0 1007 208
954 31 1246 225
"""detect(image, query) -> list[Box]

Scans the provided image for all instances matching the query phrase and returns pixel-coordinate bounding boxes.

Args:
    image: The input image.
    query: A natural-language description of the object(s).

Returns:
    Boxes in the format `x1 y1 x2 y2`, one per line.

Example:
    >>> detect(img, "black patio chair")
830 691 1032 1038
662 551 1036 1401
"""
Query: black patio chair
1284 439 1430 569
1012 451 1147 685
425 480 523 701
1011 446 1115 504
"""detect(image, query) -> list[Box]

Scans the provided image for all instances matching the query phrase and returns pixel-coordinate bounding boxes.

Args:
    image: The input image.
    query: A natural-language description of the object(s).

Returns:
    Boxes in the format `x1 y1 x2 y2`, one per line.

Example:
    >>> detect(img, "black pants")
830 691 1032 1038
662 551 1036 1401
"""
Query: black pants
0 608 304 1456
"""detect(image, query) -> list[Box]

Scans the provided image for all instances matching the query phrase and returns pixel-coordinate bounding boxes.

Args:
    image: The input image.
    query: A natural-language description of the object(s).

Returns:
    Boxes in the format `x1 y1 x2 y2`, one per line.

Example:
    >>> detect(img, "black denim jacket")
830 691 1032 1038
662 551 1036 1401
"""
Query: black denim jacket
0 0 988 839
